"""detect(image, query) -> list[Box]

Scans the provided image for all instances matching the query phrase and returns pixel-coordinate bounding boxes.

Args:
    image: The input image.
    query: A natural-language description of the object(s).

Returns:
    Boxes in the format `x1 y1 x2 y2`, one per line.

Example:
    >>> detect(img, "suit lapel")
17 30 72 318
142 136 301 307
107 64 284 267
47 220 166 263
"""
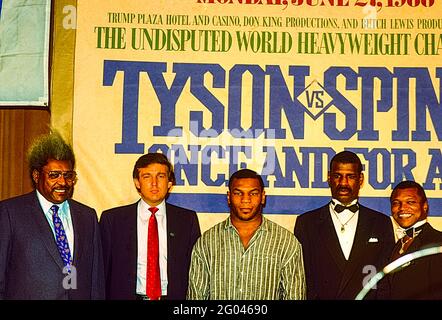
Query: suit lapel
318 206 347 272
69 200 82 265
29 191 65 270
128 202 138 293
406 223 432 254
389 223 431 284
165 204 177 279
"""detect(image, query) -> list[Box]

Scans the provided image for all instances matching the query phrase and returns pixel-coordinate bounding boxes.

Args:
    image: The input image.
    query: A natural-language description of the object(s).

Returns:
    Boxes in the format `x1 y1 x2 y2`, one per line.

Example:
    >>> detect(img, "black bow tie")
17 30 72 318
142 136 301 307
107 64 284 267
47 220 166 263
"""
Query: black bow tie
334 203 359 213
403 224 425 238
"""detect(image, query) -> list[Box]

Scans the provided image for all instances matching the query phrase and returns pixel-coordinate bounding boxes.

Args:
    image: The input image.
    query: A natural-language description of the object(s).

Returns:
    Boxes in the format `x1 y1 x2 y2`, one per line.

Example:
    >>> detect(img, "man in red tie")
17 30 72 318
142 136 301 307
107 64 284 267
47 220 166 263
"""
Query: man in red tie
100 153 201 300
378 181 442 299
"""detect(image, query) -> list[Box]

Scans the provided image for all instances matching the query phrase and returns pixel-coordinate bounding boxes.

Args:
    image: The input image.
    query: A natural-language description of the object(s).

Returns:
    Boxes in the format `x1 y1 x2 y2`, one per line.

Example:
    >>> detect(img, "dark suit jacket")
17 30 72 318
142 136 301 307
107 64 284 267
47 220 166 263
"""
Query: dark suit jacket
0 191 105 299
378 222 442 300
294 203 395 300
100 201 201 300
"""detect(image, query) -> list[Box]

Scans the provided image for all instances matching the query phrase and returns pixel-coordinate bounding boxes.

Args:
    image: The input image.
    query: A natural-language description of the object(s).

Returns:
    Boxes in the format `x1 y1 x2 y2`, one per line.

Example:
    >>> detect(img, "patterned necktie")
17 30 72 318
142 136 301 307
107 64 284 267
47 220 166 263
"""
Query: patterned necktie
50 205 72 269
146 207 161 300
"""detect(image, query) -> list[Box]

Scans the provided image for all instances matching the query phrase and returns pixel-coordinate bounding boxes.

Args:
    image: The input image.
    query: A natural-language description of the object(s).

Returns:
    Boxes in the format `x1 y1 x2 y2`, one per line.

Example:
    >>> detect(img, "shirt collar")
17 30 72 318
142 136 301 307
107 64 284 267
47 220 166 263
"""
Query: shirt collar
139 198 166 221
330 198 358 207
395 219 427 239
36 190 69 217
224 215 268 232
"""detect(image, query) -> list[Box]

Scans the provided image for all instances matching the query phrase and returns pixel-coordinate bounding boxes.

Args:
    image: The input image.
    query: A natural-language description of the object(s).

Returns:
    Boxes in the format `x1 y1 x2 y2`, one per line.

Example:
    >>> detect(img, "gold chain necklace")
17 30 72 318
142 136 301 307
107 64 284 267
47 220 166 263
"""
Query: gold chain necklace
332 209 358 233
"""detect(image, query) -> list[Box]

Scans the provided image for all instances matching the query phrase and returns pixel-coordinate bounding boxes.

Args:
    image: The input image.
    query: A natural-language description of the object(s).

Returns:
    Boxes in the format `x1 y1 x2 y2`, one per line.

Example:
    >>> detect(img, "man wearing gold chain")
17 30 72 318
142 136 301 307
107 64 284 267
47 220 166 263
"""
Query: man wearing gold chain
294 151 395 299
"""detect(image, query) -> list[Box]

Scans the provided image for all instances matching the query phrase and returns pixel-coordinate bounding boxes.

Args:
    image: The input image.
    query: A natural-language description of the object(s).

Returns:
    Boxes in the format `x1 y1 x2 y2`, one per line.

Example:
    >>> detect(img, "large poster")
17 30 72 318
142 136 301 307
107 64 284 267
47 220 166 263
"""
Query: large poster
73 0 442 231
0 0 51 106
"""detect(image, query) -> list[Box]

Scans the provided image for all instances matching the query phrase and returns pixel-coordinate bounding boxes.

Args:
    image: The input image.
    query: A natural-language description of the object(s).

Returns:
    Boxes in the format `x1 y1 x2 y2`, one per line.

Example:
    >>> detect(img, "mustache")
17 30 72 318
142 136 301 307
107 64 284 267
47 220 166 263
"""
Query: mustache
52 186 71 190
52 185 74 194
337 186 352 192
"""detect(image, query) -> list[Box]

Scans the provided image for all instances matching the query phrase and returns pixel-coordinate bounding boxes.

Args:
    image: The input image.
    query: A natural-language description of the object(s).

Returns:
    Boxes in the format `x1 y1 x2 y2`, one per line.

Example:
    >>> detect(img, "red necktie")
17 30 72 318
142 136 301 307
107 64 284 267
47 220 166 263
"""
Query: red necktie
146 207 161 300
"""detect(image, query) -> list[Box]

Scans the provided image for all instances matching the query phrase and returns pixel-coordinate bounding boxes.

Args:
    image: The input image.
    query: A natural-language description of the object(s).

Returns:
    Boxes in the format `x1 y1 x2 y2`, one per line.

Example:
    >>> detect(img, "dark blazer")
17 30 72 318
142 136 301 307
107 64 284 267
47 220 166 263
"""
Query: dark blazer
100 201 201 300
378 222 442 300
294 203 395 300
0 191 105 299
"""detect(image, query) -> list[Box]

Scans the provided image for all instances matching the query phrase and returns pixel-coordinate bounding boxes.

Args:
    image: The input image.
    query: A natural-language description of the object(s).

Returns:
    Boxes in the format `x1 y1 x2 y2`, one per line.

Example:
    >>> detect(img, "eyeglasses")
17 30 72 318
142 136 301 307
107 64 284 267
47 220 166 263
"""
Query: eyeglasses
43 170 77 182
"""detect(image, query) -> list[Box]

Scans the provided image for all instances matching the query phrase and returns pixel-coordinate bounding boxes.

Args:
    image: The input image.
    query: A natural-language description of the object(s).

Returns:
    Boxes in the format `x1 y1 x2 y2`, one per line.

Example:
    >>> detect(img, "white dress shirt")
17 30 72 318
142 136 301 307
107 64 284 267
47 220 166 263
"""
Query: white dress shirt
36 190 75 257
329 198 359 260
136 199 168 296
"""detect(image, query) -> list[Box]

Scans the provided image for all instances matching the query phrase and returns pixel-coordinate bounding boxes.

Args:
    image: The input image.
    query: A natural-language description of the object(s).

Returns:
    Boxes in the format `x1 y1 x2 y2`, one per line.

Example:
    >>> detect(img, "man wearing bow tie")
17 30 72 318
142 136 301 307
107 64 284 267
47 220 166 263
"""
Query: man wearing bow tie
99 153 201 300
378 180 442 299
294 151 395 299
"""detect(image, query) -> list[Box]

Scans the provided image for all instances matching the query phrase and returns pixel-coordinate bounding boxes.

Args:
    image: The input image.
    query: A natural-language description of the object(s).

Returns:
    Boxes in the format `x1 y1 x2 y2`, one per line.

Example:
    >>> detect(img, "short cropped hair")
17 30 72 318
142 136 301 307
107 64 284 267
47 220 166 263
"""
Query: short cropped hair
391 180 427 204
228 169 264 191
27 131 75 186
329 151 363 174
132 153 175 184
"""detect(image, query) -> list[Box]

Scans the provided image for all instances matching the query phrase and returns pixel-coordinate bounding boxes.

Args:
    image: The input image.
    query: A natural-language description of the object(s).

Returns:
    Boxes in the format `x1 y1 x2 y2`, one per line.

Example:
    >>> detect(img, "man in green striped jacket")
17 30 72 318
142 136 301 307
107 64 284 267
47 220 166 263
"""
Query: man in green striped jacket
187 169 306 300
